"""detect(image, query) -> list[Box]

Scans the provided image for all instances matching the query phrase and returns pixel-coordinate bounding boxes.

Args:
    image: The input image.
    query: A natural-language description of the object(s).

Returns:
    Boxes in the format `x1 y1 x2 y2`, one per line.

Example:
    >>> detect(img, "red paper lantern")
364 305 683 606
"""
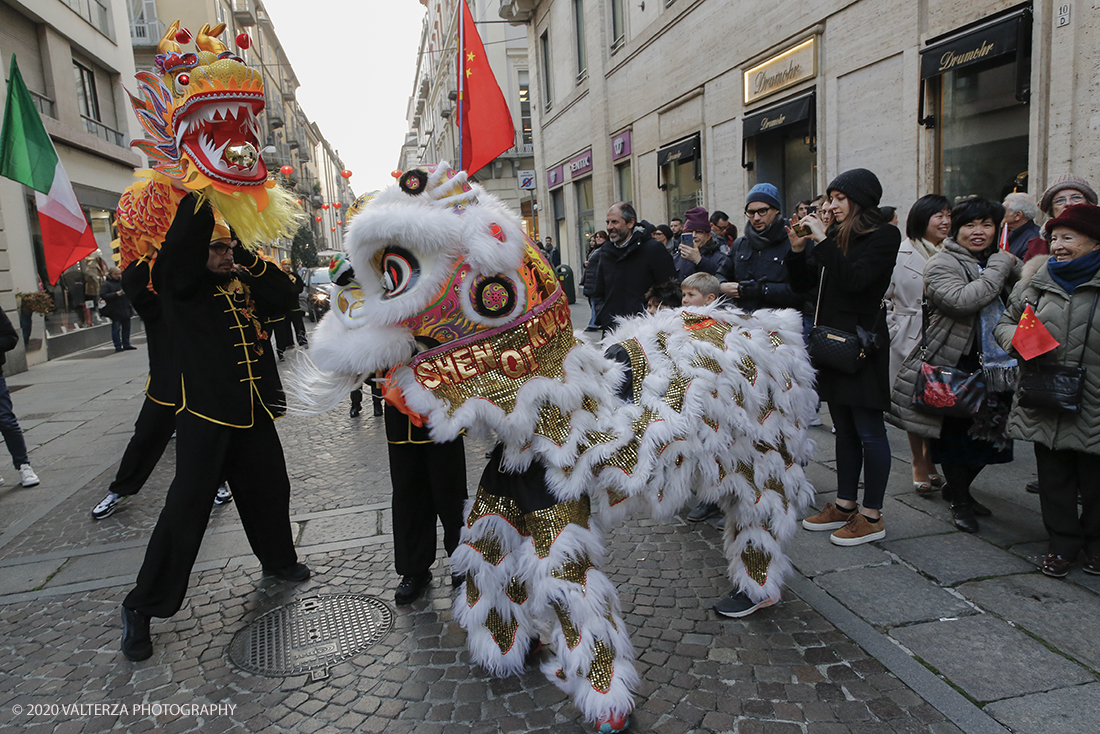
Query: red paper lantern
331 226 336 231
333 202 341 208
390 169 402 179
235 32 251 50
296 199 302 205
279 165 294 176
340 169 353 179
336 221 343 226
322 203 329 210
315 216 322 222
174 27 193 44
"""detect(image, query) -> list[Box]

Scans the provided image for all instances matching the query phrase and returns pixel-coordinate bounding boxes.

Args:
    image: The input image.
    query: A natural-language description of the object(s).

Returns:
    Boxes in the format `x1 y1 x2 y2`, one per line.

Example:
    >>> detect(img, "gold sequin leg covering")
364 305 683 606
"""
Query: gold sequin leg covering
451 486 534 677
527 500 639 724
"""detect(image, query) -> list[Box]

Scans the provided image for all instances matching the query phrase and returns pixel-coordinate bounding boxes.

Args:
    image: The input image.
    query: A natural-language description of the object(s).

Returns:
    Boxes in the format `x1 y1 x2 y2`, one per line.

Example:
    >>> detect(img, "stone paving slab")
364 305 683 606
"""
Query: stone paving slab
890 615 1093 703
881 533 1035 586
297 510 384 547
787 523 890 578
45 545 148 588
0 558 63 595
958 574 1100 671
815 564 975 627
983 682 1100 734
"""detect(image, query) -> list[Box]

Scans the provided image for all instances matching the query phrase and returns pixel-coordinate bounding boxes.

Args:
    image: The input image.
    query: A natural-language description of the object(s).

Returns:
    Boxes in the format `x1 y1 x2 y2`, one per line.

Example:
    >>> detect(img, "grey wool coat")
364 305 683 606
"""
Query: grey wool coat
994 256 1100 455
889 242 1020 438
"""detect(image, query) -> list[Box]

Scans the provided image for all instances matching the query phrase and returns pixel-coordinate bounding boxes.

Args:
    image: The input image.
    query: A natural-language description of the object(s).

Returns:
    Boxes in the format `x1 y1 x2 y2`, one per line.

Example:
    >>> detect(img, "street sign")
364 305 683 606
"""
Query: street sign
518 169 536 190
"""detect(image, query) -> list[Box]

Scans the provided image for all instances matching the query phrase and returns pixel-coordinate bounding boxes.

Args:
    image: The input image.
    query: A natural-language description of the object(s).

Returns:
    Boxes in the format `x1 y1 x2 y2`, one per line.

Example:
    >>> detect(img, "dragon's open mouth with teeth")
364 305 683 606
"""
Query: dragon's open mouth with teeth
176 94 266 186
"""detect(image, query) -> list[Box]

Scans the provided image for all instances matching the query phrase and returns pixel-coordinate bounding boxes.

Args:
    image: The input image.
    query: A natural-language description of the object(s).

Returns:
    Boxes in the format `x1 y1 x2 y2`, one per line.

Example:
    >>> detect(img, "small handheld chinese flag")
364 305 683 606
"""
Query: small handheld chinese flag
1012 304 1060 360
999 224 1010 251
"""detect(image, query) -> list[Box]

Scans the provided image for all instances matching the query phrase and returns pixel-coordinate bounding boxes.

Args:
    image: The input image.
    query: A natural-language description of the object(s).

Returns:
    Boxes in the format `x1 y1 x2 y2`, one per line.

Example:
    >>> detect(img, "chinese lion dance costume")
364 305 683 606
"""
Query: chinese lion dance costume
115 21 299 268
293 164 817 731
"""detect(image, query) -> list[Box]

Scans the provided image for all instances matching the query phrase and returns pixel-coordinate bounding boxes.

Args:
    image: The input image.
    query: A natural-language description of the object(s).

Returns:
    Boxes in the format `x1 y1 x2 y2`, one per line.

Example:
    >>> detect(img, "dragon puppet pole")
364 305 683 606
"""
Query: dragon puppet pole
456 0 465 172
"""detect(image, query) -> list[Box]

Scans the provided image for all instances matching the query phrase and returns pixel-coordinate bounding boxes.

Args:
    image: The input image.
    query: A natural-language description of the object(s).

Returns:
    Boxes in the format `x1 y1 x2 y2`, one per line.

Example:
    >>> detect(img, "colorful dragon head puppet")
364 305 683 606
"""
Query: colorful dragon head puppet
116 21 299 269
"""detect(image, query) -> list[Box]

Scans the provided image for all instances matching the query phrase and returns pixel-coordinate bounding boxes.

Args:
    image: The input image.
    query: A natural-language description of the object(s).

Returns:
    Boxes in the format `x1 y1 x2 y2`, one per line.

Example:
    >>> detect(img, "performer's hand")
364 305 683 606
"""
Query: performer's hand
162 193 214 250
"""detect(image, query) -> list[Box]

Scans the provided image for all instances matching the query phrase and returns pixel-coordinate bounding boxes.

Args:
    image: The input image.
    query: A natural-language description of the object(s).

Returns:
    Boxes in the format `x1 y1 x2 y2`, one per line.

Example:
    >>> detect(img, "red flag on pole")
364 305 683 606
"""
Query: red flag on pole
999 223 1010 251
1012 303 1060 360
457 0 514 176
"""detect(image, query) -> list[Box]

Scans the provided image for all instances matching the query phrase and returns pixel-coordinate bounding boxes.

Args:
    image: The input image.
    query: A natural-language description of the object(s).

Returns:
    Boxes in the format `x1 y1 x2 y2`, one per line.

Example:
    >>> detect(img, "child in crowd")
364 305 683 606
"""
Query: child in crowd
681 272 722 308
645 280 683 314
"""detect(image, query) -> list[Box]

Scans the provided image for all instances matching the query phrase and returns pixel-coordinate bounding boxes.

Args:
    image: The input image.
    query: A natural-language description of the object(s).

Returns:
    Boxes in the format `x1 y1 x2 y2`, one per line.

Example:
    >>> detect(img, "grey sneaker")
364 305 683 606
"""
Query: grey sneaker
687 502 721 522
214 485 233 506
19 464 39 487
714 590 778 618
92 492 125 519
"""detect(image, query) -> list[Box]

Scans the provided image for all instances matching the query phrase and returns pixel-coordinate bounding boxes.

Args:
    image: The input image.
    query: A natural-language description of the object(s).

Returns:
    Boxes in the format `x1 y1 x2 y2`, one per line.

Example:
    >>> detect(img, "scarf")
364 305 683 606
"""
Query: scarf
1047 249 1100 293
909 237 940 262
979 293 1017 393
742 217 787 251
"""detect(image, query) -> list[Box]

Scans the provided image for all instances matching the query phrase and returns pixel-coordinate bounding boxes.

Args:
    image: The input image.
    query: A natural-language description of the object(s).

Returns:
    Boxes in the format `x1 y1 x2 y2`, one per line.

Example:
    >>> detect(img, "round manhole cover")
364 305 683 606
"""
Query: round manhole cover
229 594 393 677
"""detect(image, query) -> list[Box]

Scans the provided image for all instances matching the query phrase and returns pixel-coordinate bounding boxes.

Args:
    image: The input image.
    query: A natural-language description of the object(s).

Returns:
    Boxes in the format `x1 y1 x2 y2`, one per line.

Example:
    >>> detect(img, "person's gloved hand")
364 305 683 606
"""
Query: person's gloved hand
738 280 763 301
162 193 214 250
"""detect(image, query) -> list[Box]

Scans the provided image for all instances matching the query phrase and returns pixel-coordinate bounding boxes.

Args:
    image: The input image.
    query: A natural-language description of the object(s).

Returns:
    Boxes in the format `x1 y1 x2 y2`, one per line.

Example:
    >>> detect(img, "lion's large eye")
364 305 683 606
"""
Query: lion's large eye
173 73 190 95
380 246 419 299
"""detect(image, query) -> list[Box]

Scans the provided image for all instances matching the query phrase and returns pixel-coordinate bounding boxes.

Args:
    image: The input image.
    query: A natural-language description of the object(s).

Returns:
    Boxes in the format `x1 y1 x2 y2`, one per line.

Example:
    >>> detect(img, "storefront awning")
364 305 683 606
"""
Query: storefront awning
743 92 814 138
656 134 699 167
920 8 1030 79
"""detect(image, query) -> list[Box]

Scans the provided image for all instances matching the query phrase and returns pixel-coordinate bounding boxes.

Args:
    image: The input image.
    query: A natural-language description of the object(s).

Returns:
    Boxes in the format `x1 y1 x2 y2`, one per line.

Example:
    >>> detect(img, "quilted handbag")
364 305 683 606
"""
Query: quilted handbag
805 267 882 374
912 361 986 416
1015 292 1097 414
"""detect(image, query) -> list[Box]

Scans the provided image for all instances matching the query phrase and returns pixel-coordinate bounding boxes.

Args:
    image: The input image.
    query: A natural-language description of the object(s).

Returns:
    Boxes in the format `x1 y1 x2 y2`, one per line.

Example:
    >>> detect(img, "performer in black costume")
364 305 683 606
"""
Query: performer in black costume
121 197 308 661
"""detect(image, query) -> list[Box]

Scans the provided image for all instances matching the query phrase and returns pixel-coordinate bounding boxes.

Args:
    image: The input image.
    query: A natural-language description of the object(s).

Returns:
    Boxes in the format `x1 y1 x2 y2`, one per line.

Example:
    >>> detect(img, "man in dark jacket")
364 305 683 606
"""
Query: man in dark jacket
99 267 135 351
0 310 38 488
593 202 677 331
720 183 806 313
675 206 729 280
120 197 308 662
1002 193 1042 259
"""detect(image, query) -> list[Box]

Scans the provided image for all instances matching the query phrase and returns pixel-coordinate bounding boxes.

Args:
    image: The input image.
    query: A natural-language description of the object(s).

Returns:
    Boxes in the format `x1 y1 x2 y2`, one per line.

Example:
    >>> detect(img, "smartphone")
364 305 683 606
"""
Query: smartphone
792 218 811 237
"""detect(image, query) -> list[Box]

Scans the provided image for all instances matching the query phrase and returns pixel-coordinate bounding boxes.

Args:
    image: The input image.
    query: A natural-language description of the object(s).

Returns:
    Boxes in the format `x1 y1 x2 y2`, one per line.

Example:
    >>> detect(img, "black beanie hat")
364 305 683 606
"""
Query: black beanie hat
826 168 883 211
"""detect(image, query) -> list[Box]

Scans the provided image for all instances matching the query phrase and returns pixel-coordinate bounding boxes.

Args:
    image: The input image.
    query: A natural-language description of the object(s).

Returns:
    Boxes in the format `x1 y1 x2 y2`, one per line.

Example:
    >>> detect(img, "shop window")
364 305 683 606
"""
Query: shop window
552 187 565 253
742 93 817 215
575 178 594 263
616 161 632 206
658 134 701 222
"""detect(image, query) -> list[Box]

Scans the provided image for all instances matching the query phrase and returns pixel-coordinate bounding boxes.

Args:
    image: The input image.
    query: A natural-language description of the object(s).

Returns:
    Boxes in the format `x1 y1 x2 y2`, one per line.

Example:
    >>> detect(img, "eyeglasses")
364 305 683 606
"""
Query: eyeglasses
208 242 233 255
745 207 774 218
1053 194 1087 207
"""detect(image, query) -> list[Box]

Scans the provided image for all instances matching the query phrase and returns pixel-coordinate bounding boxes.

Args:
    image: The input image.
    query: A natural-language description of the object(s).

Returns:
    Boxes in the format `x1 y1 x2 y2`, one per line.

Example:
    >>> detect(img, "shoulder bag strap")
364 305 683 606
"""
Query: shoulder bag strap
812 266 825 327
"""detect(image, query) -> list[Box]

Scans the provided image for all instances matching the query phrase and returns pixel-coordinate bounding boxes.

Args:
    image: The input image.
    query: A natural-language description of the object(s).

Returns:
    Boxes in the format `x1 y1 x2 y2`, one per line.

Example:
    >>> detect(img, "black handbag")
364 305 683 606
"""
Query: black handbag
1016 293 1097 414
806 267 883 374
910 301 987 417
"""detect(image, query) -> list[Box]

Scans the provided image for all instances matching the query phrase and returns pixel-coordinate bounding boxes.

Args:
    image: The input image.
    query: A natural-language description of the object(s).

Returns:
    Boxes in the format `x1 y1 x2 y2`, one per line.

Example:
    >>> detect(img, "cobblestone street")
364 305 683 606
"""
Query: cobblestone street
0 304 1096 733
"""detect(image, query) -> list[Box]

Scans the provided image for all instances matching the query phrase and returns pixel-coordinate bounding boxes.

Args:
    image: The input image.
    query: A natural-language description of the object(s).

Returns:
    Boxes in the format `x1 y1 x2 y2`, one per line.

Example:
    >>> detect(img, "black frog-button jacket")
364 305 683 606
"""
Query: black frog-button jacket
122 260 178 407
785 224 901 411
151 196 298 427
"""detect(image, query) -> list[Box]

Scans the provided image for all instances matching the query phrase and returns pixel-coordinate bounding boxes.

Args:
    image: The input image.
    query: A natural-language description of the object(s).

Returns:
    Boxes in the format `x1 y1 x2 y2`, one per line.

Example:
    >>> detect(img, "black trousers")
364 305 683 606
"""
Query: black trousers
389 434 468 577
273 318 294 355
1034 443 1100 557
289 310 308 346
124 410 298 618
109 397 176 497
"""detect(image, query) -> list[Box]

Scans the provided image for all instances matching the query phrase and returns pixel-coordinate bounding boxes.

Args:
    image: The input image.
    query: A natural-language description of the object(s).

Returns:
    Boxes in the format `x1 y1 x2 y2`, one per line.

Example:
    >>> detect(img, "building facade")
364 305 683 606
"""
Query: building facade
0 0 145 366
405 0 538 238
503 0 1097 271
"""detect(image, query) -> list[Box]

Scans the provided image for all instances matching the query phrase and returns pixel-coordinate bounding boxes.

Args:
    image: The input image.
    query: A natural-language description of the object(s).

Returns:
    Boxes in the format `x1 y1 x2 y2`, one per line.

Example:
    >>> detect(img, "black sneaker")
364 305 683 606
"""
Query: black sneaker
395 572 432 605
121 605 152 661
264 563 311 583
687 502 721 522
714 590 778 618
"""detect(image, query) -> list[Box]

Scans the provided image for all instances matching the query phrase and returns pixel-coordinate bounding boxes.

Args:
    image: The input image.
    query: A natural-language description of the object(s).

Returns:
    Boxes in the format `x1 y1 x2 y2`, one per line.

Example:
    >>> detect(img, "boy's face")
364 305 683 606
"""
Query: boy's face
646 298 662 315
681 287 715 307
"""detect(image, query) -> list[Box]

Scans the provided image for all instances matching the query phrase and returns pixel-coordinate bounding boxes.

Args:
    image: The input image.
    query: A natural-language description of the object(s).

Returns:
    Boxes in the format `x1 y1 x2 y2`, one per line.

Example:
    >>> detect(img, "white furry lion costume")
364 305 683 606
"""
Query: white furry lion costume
292 164 816 731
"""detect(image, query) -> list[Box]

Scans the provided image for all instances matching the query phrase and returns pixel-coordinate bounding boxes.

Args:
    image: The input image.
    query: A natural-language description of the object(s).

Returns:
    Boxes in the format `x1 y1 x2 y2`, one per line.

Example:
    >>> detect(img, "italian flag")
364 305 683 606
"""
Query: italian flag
0 56 97 285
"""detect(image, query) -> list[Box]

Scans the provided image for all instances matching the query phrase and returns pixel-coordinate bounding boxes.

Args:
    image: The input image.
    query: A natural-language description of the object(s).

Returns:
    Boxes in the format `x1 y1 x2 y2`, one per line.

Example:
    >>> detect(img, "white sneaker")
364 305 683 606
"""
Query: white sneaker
19 464 39 487
214 485 233 506
92 492 125 519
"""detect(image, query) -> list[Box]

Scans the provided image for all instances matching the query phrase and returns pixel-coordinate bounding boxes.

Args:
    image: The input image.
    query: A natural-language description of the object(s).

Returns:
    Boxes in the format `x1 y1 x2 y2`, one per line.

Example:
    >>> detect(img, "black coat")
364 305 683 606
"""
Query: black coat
581 245 604 297
593 231 678 328
673 237 729 280
99 277 133 322
786 224 901 410
0 309 19 367
723 220 807 312
122 261 177 405
151 196 298 427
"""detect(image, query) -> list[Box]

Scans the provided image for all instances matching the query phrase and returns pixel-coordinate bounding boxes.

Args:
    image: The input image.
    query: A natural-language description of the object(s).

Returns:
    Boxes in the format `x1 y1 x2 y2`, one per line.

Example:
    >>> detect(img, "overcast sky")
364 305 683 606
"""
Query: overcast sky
261 0 427 195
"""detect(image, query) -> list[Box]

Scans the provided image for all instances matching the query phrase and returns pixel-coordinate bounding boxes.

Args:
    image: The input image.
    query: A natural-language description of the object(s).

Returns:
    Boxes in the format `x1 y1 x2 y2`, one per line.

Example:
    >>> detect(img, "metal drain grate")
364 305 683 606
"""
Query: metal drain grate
229 594 393 679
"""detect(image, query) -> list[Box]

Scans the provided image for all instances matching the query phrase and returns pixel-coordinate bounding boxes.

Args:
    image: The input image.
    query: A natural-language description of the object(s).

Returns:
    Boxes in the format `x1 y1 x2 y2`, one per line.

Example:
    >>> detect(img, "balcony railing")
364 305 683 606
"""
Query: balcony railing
130 19 164 46
82 116 125 147
26 87 57 119
233 0 256 27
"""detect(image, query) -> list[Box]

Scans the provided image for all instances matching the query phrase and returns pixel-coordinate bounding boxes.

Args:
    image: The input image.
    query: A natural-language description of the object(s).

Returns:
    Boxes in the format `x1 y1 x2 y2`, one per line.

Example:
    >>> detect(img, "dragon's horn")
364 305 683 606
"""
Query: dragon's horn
196 23 228 54
158 20 182 55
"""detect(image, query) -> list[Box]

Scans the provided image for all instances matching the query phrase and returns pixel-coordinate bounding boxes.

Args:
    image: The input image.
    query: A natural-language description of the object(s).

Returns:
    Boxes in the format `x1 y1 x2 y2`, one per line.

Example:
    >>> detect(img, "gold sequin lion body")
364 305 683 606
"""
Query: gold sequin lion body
296 164 817 728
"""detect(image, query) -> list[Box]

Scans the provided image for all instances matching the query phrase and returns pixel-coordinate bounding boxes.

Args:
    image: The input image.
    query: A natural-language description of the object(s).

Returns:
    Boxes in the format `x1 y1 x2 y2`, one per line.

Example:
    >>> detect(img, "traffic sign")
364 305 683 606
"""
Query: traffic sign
518 169 536 190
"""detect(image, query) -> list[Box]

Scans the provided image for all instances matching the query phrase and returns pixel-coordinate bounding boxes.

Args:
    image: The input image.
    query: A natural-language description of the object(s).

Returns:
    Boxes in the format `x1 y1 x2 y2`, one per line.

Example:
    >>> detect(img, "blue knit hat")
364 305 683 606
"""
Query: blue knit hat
746 183 781 211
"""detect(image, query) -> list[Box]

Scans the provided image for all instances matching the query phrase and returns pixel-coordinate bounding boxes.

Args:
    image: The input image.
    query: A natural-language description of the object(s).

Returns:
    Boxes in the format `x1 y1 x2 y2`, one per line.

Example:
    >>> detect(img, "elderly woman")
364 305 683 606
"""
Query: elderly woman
885 194 951 496
995 204 1100 577
1023 175 1098 261
891 198 1021 533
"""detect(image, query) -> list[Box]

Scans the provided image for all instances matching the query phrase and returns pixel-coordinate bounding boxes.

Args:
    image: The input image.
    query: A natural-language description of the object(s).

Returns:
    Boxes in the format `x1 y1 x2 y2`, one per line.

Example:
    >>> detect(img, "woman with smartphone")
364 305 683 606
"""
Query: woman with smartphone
785 169 902 546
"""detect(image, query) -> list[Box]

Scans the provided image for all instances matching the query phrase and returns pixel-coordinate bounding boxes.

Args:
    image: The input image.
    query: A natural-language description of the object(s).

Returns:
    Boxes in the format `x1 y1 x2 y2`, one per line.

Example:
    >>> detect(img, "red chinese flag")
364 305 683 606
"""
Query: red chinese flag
999 224 1010 251
458 0 514 175
1012 303 1060 360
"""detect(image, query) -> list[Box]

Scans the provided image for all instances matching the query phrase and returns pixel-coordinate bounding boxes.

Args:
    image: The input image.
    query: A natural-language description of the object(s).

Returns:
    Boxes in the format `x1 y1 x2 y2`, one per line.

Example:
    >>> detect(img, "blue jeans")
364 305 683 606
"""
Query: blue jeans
587 297 601 329
0 375 29 469
111 317 132 349
830 403 891 510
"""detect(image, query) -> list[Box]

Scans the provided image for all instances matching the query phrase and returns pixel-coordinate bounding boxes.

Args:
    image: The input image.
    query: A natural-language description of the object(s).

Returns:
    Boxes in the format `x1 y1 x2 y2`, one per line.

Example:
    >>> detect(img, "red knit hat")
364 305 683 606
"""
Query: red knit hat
1045 204 1100 243
683 206 710 232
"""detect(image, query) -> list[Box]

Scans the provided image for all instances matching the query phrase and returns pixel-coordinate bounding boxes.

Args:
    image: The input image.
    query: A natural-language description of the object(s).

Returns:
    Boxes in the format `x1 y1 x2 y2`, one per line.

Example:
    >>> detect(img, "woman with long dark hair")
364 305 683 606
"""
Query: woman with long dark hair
786 169 902 545
885 195 952 495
